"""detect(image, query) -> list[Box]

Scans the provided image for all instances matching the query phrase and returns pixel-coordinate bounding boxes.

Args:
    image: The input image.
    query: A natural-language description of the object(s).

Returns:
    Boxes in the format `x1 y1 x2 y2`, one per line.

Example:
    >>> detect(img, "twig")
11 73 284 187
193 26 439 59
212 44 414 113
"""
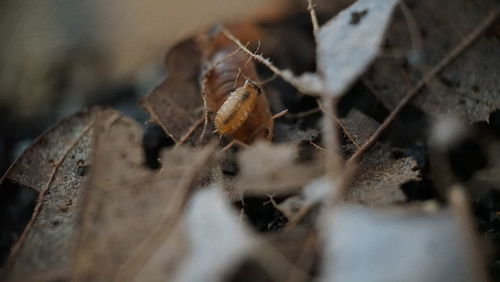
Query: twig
287 107 321 119
321 96 344 203
309 140 326 151
282 202 315 232
222 28 285 77
221 28 317 95
283 160 358 232
399 1 423 57
234 41 260 89
176 115 204 147
103 112 122 131
448 186 489 282
307 0 320 36
285 232 317 282
266 193 291 219
317 100 360 149
220 139 249 152
347 10 499 164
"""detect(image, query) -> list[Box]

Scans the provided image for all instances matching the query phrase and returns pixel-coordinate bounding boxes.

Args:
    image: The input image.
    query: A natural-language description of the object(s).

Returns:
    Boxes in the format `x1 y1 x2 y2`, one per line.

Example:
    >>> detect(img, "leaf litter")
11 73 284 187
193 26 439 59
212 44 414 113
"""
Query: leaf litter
2 0 499 281
0 108 97 282
73 110 217 281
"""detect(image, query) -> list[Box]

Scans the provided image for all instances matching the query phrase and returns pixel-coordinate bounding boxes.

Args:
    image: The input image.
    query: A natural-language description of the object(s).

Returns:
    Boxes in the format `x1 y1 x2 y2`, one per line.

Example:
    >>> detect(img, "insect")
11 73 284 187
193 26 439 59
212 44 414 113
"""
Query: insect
201 29 286 146
214 79 262 135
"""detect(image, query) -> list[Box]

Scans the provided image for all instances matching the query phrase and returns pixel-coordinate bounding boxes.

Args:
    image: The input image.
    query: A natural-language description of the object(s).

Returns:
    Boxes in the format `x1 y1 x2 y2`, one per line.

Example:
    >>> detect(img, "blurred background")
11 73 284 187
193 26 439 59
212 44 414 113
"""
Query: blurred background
0 0 291 175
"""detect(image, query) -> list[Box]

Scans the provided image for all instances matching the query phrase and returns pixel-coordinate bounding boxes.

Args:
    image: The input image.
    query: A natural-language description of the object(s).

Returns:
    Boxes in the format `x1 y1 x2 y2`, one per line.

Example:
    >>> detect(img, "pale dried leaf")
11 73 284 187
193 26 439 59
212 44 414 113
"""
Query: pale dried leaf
281 70 324 95
277 177 337 220
174 187 255 282
317 0 399 96
1 108 101 282
320 205 483 282
235 141 323 196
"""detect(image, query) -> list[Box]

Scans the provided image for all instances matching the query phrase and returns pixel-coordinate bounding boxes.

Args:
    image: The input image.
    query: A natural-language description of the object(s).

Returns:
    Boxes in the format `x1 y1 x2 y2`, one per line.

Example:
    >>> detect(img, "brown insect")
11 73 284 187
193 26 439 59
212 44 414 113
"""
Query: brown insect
214 79 262 135
200 29 286 146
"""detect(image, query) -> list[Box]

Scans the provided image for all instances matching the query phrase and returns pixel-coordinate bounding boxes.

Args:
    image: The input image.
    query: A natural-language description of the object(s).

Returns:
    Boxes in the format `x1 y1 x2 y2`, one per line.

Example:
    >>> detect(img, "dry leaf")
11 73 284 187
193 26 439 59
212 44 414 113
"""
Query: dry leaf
72 110 216 281
230 228 317 282
275 177 338 220
317 0 399 96
140 38 204 144
320 205 484 282
346 144 420 205
174 187 255 282
235 141 323 196
340 109 380 153
0 108 99 281
365 0 500 122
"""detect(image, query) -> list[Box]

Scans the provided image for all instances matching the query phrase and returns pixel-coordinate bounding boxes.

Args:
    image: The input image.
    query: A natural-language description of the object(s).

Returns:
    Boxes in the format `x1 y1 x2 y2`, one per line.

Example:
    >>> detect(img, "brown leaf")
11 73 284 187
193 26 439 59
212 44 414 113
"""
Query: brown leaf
317 0 399 96
340 109 380 153
346 144 420 205
140 38 205 144
1 108 100 281
365 0 500 122
229 228 317 282
73 111 216 281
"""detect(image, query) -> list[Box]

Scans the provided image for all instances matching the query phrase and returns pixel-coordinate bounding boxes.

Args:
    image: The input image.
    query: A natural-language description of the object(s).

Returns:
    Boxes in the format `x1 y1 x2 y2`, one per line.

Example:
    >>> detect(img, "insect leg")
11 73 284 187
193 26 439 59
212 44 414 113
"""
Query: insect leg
176 115 205 147
267 109 288 141
220 139 249 152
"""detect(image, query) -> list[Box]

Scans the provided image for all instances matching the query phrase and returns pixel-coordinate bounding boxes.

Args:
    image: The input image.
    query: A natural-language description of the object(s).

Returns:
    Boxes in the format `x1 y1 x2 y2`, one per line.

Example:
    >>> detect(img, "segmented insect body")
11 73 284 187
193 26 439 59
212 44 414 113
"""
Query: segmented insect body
214 80 261 134
202 35 272 143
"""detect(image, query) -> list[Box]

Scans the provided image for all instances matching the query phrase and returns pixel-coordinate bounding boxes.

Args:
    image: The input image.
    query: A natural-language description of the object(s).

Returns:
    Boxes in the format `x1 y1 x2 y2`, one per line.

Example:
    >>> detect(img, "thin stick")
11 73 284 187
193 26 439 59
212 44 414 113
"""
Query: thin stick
234 41 260 89
309 140 326 151
321 96 344 183
448 186 489 282
399 1 423 57
287 107 321 119
285 232 317 282
201 79 209 143
222 28 284 76
317 100 360 149
177 115 204 147
266 193 291 219
267 109 288 141
282 202 315 232
283 160 358 232
307 0 320 36
220 139 249 152
222 28 315 94
348 11 499 164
